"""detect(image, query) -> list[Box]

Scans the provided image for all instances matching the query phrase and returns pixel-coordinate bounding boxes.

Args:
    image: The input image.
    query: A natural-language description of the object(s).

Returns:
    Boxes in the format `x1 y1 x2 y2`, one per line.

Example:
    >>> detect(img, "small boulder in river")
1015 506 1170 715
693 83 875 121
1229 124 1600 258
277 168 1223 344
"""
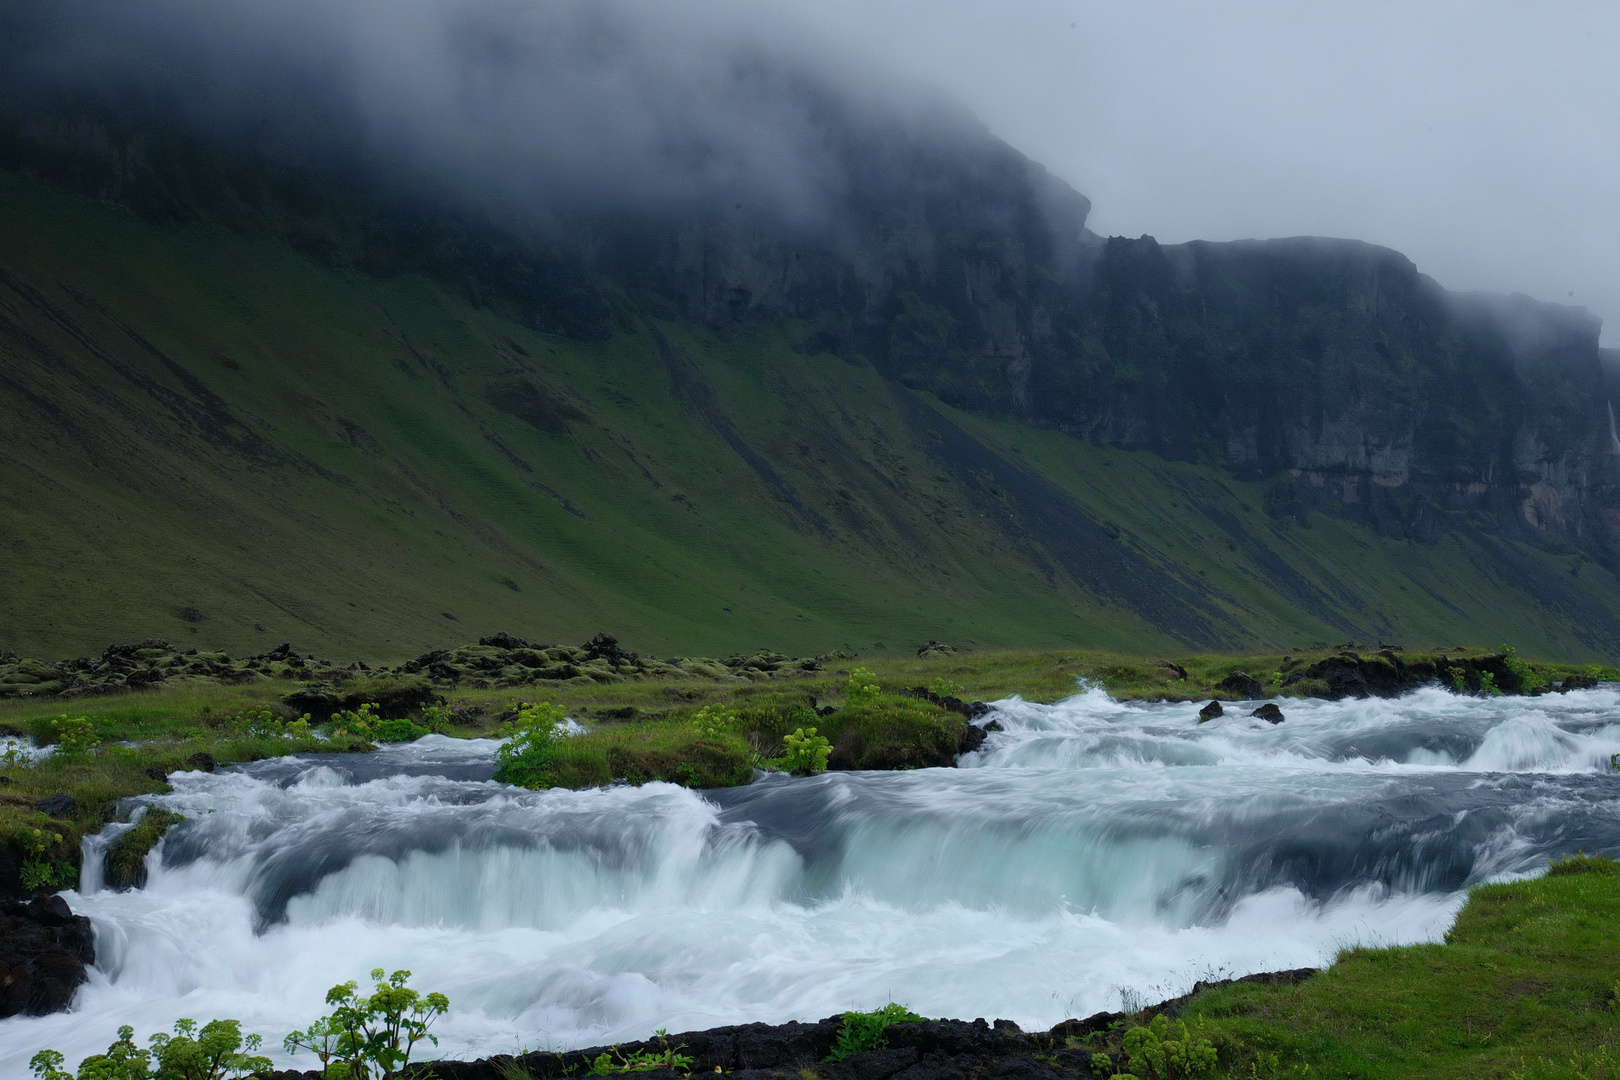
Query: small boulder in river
1198 700 1224 722
1251 703 1286 724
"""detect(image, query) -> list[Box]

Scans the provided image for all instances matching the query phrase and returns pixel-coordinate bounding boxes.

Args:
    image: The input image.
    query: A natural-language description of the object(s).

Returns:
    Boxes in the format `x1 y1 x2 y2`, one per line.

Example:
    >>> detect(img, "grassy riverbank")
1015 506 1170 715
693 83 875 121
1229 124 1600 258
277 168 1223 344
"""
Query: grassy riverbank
1107 853 1620 1078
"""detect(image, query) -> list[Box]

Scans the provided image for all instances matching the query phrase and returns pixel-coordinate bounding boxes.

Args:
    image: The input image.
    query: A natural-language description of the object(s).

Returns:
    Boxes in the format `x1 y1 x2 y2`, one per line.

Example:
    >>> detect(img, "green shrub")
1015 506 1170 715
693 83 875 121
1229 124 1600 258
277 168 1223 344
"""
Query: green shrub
493 703 569 789
1479 671 1502 696
1500 646 1547 694
330 703 381 739
845 667 883 705
772 727 831 774
31 1018 271 1080
585 1030 694 1075
825 1003 924 1062
1094 1014 1217 1080
18 826 74 892
284 968 449 1080
689 705 739 740
374 718 427 743
50 716 100 757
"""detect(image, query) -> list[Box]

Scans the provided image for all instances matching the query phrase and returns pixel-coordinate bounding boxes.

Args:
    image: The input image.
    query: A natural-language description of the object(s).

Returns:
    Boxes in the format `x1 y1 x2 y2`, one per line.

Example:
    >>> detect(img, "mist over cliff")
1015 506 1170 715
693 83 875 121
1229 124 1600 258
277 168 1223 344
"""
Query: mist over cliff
0 0 1075 235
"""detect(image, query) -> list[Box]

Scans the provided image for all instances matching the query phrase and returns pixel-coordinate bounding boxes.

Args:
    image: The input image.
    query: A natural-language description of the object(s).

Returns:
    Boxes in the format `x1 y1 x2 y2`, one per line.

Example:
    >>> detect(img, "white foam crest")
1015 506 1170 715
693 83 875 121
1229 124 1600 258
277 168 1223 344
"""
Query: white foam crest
971 684 1620 775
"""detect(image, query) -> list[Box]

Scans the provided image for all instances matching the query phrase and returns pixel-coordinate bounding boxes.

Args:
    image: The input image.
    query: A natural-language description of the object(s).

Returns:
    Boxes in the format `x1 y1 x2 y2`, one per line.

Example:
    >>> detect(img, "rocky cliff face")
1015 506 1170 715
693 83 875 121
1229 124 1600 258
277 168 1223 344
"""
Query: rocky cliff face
3 102 1612 565
625 206 1615 561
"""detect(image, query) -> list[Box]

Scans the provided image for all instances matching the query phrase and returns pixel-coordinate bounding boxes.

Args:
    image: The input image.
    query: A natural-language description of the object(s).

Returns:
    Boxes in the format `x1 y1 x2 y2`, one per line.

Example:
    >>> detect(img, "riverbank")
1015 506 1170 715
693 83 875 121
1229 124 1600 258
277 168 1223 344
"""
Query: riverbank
239 854 1619 1079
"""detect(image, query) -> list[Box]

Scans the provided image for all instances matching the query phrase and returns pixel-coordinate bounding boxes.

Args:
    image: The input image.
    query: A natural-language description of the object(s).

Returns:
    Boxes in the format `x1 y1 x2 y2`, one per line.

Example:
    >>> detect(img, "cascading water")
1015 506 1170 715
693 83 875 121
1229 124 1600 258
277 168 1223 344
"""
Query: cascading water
6 685 1620 1072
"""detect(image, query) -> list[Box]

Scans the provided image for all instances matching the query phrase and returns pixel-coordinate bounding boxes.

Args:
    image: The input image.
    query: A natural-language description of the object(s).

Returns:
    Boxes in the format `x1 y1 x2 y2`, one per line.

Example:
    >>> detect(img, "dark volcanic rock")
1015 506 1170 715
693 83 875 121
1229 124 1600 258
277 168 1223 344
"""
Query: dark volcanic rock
34 794 77 818
1216 671 1264 699
284 679 438 721
0 895 95 1017
184 752 216 772
1250 703 1285 724
277 968 1325 1080
1197 700 1224 722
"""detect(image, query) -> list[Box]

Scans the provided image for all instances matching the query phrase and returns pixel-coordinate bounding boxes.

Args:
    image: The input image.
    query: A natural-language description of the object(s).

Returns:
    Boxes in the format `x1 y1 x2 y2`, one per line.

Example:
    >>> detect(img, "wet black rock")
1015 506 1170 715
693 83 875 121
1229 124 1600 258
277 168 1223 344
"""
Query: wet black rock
184 752 216 772
1197 700 1224 722
0 895 95 1017
1283 650 1520 699
34 794 76 818
479 632 533 650
583 632 637 667
1216 671 1264 699
959 724 989 754
1250 703 1285 724
283 679 438 721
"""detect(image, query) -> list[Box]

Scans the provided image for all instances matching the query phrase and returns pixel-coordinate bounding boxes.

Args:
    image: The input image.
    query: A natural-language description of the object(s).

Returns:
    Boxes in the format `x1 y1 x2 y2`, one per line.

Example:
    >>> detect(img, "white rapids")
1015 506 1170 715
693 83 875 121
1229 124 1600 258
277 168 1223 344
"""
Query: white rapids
6 684 1620 1072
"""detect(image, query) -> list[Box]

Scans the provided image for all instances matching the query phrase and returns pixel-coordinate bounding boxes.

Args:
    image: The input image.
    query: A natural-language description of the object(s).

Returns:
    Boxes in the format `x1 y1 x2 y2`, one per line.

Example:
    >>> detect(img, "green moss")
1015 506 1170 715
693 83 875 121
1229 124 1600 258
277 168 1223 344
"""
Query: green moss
103 807 184 890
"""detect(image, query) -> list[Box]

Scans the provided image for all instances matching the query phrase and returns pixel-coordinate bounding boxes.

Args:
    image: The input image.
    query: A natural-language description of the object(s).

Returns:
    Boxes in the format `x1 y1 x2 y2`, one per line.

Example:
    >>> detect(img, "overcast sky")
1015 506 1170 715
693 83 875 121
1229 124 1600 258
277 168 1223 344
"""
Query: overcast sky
777 0 1620 345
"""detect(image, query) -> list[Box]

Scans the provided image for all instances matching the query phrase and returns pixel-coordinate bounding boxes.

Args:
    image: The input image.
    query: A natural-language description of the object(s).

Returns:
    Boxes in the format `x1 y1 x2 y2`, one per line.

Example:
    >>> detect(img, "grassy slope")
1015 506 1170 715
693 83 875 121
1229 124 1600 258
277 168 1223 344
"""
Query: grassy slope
4 167 1620 661
1164 857 1620 1078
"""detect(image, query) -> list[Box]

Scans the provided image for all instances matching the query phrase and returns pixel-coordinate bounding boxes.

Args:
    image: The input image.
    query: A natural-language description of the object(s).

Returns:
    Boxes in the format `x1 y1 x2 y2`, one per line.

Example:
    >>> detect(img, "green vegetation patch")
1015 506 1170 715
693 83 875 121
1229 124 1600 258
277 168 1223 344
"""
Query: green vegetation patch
1126 853 1620 1078
103 807 185 890
826 1004 926 1062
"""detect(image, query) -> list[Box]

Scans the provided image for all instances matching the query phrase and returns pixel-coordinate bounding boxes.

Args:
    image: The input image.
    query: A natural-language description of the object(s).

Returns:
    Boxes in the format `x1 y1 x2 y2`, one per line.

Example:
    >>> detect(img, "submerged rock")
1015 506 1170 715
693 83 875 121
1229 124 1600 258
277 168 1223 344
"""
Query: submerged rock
0 895 94 1017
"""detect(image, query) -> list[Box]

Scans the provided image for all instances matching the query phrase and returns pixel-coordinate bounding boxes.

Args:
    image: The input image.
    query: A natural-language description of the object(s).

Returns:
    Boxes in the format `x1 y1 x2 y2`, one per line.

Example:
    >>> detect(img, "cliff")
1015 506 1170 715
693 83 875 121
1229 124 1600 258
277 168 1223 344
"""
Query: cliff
1 102 1617 658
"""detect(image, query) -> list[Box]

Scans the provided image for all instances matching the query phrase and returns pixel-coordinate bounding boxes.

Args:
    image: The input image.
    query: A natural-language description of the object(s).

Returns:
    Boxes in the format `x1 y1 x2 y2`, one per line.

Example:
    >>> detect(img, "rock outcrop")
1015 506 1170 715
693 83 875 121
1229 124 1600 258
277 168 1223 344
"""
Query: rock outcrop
268 969 1319 1080
0 634 837 700
0 895 94 1018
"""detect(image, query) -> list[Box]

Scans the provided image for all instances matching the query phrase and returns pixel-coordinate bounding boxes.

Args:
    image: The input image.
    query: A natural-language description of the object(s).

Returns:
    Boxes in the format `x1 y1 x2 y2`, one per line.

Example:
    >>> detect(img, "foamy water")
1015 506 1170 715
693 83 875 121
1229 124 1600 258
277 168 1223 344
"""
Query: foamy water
6 684 1620 1072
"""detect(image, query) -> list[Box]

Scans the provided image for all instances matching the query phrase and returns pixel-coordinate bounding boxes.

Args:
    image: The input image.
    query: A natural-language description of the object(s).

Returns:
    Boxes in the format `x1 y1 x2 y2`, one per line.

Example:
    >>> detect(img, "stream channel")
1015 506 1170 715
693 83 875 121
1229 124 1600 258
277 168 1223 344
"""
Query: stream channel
5 684 1620 1071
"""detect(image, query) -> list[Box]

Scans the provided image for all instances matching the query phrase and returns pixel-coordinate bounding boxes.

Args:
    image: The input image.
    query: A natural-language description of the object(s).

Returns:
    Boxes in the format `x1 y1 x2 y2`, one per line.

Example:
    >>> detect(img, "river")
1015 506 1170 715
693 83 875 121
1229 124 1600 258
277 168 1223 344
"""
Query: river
5 684 1620 1071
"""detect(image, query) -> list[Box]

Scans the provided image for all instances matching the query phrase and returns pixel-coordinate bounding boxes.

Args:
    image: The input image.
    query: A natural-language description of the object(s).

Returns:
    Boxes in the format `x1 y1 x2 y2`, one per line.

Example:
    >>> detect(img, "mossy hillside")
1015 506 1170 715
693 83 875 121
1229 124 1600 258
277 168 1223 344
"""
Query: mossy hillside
6 169 1620 663
1138 855 1620 1078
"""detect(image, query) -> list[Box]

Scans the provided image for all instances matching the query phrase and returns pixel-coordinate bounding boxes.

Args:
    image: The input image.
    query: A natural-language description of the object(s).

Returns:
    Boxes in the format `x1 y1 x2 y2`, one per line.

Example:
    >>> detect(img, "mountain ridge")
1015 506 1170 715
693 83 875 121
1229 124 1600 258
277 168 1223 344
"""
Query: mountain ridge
1 114 1618 660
